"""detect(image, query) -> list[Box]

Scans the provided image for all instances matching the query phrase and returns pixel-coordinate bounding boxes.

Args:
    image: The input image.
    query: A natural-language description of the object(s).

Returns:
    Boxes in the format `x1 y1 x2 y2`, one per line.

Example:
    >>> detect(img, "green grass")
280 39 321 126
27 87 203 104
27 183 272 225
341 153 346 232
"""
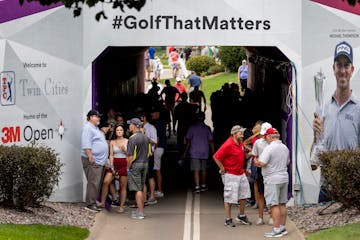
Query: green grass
306 222 360 240
202 72 237 103
0 224 89 240
154 48 170 69
159 72 237 104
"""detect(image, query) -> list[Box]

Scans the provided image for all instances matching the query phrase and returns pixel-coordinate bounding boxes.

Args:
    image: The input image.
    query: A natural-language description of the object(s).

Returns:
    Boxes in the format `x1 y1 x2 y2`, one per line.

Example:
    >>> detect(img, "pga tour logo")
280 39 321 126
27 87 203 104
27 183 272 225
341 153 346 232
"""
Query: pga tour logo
1 71 15 106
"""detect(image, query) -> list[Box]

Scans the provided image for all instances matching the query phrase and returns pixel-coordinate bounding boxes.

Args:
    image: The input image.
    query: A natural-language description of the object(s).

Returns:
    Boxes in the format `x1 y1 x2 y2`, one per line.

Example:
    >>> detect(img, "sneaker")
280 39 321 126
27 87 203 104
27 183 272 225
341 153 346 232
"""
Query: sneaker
264 229 284 238
131 210 145 219
256 218 265 225
194 186 200 193
116 206 125 213
224 218 236 227
268 217 274 225
252 203 258 209
200 185 208 192
235 215 252 225
84 205 101 213
147 197 158 205
280 226 288 235
111 200 120 207
154 191 164 198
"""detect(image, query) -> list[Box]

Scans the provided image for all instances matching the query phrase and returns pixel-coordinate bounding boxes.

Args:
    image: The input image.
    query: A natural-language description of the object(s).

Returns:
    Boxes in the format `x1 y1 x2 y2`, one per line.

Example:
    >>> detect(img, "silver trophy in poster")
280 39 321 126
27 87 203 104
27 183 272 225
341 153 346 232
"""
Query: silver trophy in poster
310 70 326 169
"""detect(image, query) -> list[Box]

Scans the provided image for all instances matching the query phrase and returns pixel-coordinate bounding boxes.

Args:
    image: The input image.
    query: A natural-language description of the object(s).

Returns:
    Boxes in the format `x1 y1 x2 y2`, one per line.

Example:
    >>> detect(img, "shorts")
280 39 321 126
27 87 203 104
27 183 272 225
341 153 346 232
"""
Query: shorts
171 62 179 69
222 173 251 204
257 167 264 194
127 162 148 192
264 183 288 207
146 155 155 179
154 147 164 170
108 157 127 176
150 59 156 71
190 158 207 171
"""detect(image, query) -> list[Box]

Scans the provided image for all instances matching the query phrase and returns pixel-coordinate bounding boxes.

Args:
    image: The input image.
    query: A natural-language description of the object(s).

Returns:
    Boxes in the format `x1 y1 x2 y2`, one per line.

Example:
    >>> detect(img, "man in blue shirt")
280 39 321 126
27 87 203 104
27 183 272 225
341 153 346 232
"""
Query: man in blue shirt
238 59 248 92
188 71 202 92
81 110 109 212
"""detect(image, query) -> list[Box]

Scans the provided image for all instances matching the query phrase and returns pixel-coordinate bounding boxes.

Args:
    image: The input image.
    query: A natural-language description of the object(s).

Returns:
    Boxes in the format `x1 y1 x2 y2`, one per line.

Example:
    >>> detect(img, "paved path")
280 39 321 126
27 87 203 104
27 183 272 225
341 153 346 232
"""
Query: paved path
89 76 305 240
87 189 305 240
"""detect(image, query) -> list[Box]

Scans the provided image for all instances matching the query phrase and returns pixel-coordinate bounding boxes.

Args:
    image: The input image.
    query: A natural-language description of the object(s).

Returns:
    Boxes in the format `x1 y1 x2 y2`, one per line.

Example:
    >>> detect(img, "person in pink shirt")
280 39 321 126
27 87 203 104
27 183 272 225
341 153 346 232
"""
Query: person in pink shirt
169 49 180 78
174 77 187 102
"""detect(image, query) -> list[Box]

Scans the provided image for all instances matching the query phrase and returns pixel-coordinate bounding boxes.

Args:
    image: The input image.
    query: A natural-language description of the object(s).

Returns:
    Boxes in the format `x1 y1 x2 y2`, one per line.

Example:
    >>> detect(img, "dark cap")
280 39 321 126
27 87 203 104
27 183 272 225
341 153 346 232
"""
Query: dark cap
87 110 102 118
334 41 353 63
127 118 143 128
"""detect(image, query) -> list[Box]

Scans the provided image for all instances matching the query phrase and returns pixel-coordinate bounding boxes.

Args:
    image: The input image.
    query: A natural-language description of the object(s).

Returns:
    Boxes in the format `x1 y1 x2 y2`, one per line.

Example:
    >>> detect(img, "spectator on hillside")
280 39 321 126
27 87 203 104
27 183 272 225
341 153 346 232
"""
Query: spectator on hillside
174 77 187 102
169 48 180 78
160 79 180 136
189 86 206 112
238 59 248 92
188 71 202 92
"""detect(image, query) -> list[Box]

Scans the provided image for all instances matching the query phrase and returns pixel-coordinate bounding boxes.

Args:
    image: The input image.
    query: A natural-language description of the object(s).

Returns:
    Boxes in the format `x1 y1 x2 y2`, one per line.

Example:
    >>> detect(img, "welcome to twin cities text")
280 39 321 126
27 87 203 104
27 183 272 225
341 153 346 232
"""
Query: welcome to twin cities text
21 62 69 96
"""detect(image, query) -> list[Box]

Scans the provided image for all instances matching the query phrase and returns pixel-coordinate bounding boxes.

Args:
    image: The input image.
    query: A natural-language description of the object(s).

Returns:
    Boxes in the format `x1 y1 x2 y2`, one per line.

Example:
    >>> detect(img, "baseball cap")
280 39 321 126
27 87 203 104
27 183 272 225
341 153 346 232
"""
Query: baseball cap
230 125 246 135
127 118 143 128
334 41 353 63
265 127 279 136
260 122 272 135
87 110 102 118
176 77 182 82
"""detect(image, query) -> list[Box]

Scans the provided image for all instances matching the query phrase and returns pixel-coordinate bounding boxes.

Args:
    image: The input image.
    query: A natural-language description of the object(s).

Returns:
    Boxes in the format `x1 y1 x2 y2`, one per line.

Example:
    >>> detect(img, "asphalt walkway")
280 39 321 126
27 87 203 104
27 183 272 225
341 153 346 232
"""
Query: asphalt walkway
87 189 305 240
87 74 306 240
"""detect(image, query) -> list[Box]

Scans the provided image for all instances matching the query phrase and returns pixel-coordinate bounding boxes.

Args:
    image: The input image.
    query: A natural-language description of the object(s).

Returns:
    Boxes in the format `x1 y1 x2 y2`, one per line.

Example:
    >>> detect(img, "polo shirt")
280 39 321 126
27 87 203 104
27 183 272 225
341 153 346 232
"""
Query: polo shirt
127 131 149 163
322 93 360 151
239 65 248 79
81 122 109 166
259 140 289 184
251 137 268 157
213 136 245 175
144 122 157 152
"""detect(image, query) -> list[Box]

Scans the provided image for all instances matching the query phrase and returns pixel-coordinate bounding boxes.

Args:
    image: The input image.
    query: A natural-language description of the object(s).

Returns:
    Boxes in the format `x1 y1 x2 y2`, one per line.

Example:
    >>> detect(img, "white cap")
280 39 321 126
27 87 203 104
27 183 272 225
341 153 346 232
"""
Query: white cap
260 122 272 135
176 77 182 81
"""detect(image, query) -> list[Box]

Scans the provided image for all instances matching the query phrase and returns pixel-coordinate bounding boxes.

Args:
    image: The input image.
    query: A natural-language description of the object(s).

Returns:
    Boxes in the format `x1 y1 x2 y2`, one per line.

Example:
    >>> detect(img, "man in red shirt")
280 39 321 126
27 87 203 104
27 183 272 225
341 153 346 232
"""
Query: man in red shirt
213 125 252 227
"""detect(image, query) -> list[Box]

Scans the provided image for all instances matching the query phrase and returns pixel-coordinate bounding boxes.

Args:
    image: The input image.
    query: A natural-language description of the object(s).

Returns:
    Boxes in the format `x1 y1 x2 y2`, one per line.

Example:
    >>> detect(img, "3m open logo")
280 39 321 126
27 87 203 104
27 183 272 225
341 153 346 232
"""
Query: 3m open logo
1 71 15 106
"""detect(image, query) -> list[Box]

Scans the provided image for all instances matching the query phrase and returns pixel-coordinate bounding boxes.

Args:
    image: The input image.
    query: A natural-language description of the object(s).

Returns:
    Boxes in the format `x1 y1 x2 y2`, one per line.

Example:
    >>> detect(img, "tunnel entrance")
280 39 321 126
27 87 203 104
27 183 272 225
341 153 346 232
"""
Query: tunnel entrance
91 46 293 193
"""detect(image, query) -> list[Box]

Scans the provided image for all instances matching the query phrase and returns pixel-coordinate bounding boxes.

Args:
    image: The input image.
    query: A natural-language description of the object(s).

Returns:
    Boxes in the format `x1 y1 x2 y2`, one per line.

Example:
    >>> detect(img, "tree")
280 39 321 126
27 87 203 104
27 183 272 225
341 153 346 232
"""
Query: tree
19 0 146 21
218 46 246 73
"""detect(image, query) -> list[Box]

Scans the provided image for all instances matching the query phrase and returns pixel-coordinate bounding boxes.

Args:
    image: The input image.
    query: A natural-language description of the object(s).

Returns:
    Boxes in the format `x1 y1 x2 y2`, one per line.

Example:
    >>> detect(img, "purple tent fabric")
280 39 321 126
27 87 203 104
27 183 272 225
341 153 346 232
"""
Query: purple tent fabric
0 0 62 24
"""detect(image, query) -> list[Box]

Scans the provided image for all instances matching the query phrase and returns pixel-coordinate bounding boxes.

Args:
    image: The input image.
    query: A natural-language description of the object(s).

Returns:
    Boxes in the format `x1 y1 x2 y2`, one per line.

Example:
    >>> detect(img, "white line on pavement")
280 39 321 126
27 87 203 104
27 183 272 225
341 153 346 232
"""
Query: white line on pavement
193 193 200 240
183 190 193 240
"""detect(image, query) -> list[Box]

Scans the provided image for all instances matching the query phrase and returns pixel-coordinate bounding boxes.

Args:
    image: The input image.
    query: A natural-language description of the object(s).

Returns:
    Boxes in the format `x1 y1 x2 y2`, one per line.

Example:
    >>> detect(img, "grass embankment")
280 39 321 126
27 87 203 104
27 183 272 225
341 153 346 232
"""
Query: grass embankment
306 222 360 240
0 224 89 240
159 72 237 104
